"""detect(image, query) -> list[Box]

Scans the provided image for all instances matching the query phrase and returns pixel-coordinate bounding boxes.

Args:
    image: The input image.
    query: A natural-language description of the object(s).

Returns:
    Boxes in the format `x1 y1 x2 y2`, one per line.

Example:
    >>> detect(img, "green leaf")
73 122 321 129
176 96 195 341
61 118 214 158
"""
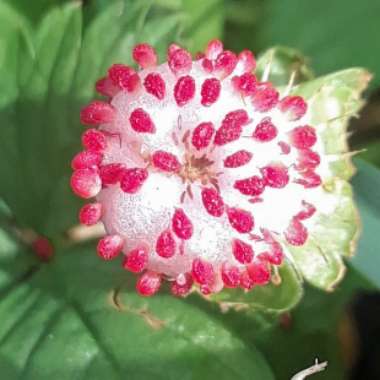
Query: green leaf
351 159 380 289
0 228 36 296
0 241 274 379
223 0 263 54
154 0 224 53
2 0 67 25
0 198 12 220
181 0 224 53
256 46 314 87
256 0 380 89
0 1 182 237
0 2 34 108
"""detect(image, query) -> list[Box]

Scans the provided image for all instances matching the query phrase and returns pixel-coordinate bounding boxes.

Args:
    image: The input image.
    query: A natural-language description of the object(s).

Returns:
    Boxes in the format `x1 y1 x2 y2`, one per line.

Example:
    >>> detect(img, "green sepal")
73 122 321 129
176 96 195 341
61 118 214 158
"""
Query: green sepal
256 46 314 87
286 239 345 292
313 180 359 259
286 179 359 291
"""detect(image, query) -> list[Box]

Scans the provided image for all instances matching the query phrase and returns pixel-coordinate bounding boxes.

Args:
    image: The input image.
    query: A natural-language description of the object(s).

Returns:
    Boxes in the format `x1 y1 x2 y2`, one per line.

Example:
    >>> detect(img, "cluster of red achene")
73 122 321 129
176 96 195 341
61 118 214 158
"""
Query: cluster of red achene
71 39 321 297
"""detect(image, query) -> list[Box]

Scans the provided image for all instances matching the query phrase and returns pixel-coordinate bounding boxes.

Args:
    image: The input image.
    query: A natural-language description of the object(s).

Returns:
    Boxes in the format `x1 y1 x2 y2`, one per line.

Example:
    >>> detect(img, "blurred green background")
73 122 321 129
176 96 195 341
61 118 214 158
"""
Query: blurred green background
0 1 380 379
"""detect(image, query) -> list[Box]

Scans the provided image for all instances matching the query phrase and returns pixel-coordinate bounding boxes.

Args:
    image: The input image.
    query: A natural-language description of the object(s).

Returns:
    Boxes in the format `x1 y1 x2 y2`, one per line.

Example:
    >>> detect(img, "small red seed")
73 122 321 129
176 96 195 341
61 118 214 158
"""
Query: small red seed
221 262 240 288
296 149 321 170
125 73 140 92
278 95 307 121
95 77 118 97
174 75 196 106
191 122 215 150
236 49 256 73
152 150 181 173
215 50 237 77
225 109 250 126
264 240 284 265
285 218 308 246
171 273 193 297
232 239 254 264
205 39 223 60
192 258 214 285
223 150 253 168
79 202 102 225
80 101 115 125
267 252 284 266
261 164 289 188
99 163 126 186
129 108 156 133
234 176 265 196
214 124 242 146
252 117 278 142
227 207 254 233
108 64 140 91
70 167 101 198
296 201 316 220
143 73 166 100
239 270 255 290
172 208 193 240
136 271 162 297
251 86 279 112
214 109 249 146
202 58 214 73
261 250 283 266
294 171 321 188
123 247 148 273
201 187 224 217
168 43 181 56
156 230 176 258
71 150 103 170
108 64 132 83
132 43 158 68
32 237 54 262
168 47 192 75
97 235 124 260
120 168 148 193
201 78 221 106
200 285 213 295
289 126 317 149
82 129 106 152
231 73 257 96
247 261 271 285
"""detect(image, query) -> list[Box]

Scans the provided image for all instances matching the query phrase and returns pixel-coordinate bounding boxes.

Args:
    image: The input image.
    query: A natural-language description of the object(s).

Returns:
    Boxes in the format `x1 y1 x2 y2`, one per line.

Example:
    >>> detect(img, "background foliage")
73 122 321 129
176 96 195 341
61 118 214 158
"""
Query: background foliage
0 1 379 379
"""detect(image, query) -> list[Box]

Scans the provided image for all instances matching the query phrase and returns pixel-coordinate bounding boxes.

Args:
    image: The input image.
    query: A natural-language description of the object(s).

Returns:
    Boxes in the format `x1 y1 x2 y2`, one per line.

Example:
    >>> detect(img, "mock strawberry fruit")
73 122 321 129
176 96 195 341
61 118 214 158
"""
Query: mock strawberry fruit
71 40 361 297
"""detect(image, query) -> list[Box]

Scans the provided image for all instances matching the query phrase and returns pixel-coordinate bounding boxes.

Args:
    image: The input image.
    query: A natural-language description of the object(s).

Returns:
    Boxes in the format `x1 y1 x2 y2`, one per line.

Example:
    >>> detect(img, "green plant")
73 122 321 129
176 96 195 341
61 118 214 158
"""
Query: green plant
0 1 379 379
